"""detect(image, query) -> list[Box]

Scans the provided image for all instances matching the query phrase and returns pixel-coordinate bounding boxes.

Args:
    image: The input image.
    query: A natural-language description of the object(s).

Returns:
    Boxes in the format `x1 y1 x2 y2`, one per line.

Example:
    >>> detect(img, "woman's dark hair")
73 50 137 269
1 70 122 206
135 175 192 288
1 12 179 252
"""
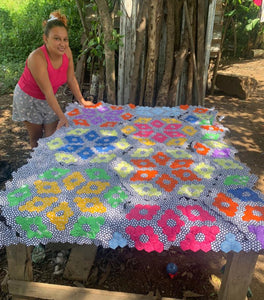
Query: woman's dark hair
43 10 68 36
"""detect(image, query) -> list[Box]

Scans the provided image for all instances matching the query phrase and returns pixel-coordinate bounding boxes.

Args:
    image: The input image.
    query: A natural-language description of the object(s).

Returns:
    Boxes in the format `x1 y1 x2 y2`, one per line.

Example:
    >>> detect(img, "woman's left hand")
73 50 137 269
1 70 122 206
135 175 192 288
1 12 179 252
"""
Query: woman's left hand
78 97 94 107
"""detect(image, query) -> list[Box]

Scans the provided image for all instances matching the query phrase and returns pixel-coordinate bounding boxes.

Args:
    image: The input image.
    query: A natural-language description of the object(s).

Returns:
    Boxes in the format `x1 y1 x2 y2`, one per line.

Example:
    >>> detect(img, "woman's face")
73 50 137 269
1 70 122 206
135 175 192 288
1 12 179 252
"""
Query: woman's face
44 26 69 56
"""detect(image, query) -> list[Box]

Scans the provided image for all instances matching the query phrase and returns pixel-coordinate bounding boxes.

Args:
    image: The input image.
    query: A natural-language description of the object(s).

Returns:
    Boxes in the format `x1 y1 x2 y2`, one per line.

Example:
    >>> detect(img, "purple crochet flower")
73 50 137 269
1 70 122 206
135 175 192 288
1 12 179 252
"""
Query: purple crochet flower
248 225 264 248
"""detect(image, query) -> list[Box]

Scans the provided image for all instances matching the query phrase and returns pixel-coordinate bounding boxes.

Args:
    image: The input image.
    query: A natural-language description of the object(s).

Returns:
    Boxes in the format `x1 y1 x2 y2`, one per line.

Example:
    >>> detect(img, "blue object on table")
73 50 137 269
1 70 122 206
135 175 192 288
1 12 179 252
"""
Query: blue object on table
166 262 178 279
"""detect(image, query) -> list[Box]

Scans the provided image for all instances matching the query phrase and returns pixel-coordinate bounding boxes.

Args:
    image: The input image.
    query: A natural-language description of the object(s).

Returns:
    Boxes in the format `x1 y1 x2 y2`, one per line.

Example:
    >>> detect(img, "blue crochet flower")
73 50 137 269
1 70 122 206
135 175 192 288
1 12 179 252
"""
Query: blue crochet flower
184 115 199 124
109 232 127 249
228 187 263 203
221 233 242 253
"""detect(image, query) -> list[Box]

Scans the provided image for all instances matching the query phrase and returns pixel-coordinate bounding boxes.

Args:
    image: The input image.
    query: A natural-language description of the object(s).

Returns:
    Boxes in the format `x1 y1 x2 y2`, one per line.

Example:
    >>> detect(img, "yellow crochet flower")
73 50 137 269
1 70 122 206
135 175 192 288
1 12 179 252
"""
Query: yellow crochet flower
121 125 136 135
19 196 58 213
133 137 156 146
166 138 187 146
34 180 61 194
161 118 181 124
135 117 152 124
74 197 107 213
63 172 86 191
46 202 74 230
77 181 110 195
181 126 197 136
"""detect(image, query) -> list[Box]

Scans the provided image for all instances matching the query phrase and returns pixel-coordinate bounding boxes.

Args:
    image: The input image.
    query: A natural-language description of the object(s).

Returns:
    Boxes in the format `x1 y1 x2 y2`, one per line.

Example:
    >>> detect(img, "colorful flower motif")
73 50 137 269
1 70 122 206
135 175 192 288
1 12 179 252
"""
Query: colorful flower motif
84 130 100 141
184 115 199 124
152 133 168 143
157 209 184 241
212 149 231 158
7 185 31 206
55 153 77 164
194 108 209 114
104 186 128 208
194 162 215 179
100 121 118 127
180 225 220 252
134 137 156 146
77 147 94 159
166 138 187 147
212 193 238 217
77 181 110 195
73 119 90 126
110 105 123 110
181 126 197 136
180 104 189 110
177 184 205 198
67 108 80 116
161 118 181 124
170 159 194 169
131 159 156 168
100 130 118 137
34 180 61 194
109 232 128 249
136 117 152 123
177 205 216 222
58 144 83 153
201 125 224 132
151 120 165 128
125 226 164 253
202 133 220 140
152 152 171 166
214 159 243 170
121 113 133 120
74 197 107 213
164 131 185 138
121 125 137 135
16 216 52 239
221 233 242 253
65 136 85 144
114 161 134 178
166 149 192 159
130 183 162 197
228 187 263 203
224 175 249 186
66 128 89 135
63 172 86 190
19 196 58 213
156 174 178 192
134 123 153 130
86 168 110 180
131 148 154 157
39 168 70 180
94 145 115 153
248 225 264 248
96 136 118 145
89 116 104 125
70 216 105 239
130 170 158 181
193 142 210 155
205 141 227 149
47 138 64 150
134 130 154 137
242 205 264 222
90 153 116 163
46 202 74 230
171 169 201 182
114 138 131 150
164 124 182 130
126 204 160 221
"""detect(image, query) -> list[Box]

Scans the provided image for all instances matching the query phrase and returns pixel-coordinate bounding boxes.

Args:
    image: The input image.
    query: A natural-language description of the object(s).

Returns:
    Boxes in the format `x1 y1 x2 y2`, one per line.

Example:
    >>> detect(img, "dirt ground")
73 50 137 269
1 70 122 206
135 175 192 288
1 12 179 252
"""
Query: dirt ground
0 58 264 299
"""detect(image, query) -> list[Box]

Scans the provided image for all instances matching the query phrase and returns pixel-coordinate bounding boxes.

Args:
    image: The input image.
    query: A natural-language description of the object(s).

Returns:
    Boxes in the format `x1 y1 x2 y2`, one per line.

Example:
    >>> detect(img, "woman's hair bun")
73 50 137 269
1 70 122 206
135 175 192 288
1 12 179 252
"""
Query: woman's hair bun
43 10 68 27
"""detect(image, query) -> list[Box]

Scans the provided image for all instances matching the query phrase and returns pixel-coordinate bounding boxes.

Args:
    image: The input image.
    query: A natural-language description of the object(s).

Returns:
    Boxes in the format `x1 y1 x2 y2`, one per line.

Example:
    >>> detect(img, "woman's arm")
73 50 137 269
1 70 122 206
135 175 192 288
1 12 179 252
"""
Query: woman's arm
27 50 69 129
66 47 93 106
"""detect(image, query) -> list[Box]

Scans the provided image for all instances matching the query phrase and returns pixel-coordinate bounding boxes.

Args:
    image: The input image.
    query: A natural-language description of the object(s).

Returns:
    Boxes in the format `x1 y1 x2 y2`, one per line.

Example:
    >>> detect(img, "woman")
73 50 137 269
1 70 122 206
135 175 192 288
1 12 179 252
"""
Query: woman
12 11 93 148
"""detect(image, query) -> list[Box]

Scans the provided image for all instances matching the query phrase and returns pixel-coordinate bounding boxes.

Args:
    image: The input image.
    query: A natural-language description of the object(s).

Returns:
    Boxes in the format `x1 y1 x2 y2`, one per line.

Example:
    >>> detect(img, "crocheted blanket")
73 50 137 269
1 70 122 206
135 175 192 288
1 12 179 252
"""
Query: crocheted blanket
0 102 263 253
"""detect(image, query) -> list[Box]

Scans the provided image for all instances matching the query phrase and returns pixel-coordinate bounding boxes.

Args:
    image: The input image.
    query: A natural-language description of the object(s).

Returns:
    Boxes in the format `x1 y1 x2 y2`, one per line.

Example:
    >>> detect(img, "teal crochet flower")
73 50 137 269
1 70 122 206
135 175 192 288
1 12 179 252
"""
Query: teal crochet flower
104 186 128 208
16 216 52 239
221 233 242 253
7 185 31 206
86 168 111 180
70 216 105 239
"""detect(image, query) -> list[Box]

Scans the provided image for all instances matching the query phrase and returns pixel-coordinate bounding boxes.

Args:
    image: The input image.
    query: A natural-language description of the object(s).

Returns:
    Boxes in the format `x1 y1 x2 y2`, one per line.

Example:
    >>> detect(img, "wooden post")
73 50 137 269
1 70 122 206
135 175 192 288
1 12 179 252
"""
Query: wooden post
6 244 33 300
218 251 258 300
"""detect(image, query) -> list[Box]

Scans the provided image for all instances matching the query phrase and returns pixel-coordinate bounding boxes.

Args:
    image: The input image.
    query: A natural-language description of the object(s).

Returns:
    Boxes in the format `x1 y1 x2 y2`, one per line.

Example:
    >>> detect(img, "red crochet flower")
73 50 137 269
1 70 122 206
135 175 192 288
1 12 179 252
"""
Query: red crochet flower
126 204 160 221
177 205 216 222
125 226 164 253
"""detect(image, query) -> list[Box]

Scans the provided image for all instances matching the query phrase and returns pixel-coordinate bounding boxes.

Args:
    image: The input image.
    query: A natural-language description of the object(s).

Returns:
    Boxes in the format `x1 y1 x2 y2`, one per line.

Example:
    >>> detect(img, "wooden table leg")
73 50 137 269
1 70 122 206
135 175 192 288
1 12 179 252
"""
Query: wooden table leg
218 251 259 300
6 244 33 300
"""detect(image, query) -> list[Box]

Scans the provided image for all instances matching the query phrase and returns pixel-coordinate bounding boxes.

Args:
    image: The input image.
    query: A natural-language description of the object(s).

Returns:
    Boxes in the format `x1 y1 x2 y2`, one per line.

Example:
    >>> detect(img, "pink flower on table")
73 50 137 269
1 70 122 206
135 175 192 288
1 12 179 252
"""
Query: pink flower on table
157 209 185 241
126 204 160 221
180 225 220 252
177 205 216 222
125 226 164 253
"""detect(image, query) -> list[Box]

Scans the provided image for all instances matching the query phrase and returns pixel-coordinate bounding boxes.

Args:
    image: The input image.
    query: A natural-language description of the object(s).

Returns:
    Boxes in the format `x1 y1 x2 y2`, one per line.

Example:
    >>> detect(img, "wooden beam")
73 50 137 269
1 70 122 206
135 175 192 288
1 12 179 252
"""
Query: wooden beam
8 280 182 300
218 251 259 300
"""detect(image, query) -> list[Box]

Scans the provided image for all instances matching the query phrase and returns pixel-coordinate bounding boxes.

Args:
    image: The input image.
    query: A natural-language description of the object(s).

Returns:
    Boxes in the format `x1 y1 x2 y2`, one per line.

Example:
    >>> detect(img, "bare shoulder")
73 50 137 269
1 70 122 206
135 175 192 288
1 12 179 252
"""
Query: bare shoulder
28 48 46 66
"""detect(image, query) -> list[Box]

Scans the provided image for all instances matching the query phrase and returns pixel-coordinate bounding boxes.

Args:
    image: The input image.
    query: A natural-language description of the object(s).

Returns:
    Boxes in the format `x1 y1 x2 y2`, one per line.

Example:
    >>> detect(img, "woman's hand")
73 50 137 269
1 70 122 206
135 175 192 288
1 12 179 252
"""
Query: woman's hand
78 97 94 107
56 114 69 130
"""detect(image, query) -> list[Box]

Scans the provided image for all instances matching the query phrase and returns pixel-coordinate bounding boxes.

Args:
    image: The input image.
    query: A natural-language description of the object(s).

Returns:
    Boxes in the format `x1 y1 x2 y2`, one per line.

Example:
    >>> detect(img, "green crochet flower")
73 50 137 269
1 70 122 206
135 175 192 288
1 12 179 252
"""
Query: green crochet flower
194 162 215 179
114 138 131 150
114 161 134 178
178 184 205 198
39 167 71 180
104 186 128 208
7 185 31 206
224 175 249 186
55 153 77 164
70 216 105 239
214 159 243 170
47 137 64 150
131 148 154 157
16 216 52 239
90 153 116 163
85 168 110 180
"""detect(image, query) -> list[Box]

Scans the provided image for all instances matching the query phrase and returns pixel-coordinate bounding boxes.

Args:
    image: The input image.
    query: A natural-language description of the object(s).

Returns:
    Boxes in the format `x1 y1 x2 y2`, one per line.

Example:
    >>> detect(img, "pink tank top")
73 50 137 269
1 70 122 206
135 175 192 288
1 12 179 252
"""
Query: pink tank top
18 45 69 100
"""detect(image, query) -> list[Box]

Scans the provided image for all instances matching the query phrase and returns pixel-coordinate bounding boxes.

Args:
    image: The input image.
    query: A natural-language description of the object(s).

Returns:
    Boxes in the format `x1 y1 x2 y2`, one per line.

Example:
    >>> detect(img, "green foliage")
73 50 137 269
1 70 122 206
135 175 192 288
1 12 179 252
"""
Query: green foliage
0 0 83 95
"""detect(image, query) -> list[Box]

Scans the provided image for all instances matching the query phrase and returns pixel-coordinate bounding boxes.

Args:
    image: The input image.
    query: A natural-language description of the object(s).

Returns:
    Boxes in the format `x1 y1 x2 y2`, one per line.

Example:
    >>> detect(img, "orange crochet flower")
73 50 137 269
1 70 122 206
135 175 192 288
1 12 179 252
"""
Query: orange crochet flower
201 125 224 132
121 113 133 120
194 142 210 155
73 119 90 126
172 169 201 182
156 174 178 192
100 122 118 127
67 108 80 116
170 159 194 169
180 105 189 110
242 205 264 222
213 192 238 217
130 170 158 182
152 152 171 166
193 108 208 113
131 159 156 168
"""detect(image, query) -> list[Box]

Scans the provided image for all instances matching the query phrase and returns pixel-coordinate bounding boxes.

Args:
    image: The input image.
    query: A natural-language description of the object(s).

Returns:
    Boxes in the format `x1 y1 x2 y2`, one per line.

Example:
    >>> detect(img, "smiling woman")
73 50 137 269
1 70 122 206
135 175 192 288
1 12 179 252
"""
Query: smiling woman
12 10 93 149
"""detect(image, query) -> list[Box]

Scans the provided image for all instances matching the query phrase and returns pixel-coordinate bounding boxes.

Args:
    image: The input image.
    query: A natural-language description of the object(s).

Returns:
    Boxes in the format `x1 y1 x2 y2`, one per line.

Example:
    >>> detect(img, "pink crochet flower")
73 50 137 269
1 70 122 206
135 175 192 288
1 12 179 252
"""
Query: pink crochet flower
126 204 160 221
125 226 164 253
157 209 185 241
177 205 216 222
180 225 220 252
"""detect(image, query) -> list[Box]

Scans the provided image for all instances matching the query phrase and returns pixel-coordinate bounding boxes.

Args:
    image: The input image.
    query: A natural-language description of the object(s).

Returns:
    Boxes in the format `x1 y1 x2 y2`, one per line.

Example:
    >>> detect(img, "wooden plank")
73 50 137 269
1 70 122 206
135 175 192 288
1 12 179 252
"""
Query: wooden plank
8 280 182 300
218 251 259 300
63 244 97 282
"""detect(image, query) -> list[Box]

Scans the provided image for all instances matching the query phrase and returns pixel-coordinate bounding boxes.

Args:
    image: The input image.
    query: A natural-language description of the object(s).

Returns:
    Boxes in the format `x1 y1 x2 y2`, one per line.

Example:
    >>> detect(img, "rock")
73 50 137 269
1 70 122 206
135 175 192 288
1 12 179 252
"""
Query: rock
215 72 258 100
249 49 264 58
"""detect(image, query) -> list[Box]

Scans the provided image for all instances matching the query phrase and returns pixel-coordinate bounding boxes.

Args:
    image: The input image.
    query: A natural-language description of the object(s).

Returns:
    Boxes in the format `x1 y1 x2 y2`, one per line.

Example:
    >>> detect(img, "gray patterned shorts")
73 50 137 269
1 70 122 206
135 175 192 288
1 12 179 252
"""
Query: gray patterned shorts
12 84 59 125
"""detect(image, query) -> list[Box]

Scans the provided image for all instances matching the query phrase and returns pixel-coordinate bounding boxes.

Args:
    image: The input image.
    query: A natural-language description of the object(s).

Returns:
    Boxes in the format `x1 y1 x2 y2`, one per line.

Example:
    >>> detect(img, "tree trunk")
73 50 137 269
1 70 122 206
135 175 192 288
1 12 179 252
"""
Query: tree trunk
129 0 148 104
155 0 175 107
95 0 116 104
144 0 164 106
